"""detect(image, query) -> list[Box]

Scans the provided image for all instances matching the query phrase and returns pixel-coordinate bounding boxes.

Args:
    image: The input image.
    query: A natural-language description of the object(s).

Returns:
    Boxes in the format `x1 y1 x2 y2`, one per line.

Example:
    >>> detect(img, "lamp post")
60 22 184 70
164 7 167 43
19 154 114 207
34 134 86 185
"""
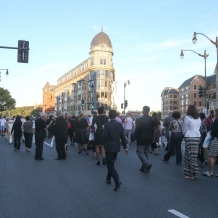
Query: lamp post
0 69 9 81
192 32 218 107
124 80 130 114
180 49 209 112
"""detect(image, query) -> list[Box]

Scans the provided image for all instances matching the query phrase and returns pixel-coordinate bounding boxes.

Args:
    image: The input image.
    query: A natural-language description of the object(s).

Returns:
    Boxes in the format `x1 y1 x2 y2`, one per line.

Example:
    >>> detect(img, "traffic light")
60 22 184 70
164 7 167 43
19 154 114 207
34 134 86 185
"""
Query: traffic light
124 100 128 108
17 40 29 63
81 99 84 106
199 87 203 97
121 103 123 109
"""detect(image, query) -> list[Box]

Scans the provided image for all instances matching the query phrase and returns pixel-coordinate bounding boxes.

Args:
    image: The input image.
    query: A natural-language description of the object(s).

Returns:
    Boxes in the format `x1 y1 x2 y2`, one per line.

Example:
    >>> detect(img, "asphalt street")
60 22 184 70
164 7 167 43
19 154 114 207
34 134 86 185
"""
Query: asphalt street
0 136 218 218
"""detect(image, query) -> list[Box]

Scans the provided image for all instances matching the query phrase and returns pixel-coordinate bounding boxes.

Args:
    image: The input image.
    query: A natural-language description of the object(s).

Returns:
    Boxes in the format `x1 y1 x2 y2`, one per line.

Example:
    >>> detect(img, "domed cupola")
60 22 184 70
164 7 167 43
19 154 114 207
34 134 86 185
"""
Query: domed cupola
90 31 112 48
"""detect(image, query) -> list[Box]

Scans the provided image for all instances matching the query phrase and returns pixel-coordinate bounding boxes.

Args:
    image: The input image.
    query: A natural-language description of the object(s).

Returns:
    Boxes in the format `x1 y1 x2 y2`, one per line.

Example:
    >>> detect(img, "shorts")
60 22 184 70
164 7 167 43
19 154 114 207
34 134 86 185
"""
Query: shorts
0 126 5 131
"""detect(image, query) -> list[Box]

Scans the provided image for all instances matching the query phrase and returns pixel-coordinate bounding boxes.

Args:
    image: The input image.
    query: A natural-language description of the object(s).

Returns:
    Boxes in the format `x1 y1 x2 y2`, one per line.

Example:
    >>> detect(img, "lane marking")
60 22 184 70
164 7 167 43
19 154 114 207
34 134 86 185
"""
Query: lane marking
44 142 53 147
168 209 190 218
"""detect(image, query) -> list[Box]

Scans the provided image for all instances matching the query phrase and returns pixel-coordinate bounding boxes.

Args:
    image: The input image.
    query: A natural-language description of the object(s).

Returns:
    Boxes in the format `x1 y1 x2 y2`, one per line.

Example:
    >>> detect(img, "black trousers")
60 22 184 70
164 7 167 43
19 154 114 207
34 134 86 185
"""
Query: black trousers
48 129 53 139
35 132 44 159
56 138 67 159
24 132 33 148
69 131 75 144
106 152 119 184
164 132 183 164
198 143 205 163
14 134 21 150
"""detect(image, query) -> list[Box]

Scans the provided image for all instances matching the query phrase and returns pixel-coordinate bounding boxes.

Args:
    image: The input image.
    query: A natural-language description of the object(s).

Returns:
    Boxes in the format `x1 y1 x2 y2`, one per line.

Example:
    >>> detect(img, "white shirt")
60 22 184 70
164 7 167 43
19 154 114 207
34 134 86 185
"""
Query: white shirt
0 118 6 126
182 116 201 138
124 117 133 130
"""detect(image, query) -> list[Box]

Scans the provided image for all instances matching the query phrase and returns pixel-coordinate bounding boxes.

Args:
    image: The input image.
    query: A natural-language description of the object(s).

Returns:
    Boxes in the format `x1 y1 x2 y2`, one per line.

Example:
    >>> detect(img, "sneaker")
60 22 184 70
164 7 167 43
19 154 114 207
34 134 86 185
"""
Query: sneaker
114 181 122 191
161 158 168 162
201 160 207 167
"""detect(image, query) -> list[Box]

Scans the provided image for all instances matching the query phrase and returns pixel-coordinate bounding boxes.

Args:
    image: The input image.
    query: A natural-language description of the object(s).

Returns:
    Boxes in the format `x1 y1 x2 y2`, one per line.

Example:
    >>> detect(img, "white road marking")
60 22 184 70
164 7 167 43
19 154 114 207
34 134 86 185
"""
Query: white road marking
44 142 53 147
168 209 190 218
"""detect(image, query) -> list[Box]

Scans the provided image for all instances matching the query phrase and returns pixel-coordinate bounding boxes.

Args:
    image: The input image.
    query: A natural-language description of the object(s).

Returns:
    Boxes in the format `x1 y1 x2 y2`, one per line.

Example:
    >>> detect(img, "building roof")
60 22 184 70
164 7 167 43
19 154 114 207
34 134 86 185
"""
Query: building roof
206 74 216 84
91 31 112 48
168 88 179 94
179 74 216 89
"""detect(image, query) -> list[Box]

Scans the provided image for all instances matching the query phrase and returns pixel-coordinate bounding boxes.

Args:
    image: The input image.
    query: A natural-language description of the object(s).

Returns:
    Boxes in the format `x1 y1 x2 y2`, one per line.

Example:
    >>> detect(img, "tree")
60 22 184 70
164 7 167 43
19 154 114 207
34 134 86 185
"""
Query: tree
149 110 162 120
0 88 16 112
30 107 42 117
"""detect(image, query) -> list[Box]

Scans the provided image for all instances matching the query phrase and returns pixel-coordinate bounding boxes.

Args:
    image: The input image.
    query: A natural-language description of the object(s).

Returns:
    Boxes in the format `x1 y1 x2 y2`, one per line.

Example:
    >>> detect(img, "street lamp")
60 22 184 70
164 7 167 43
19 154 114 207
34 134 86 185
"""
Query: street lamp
192 32 218 107
124 80 130 114
192 32 218 74
180 49 209 112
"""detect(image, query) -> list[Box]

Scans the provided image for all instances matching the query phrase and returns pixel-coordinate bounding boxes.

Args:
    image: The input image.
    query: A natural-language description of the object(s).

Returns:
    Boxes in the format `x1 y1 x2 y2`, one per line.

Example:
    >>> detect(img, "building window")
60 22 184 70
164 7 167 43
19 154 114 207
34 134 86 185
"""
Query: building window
194 93 196 98
78 95 81 101
170 101 172 104
173 106 177 109
213 84 216 89
101 80 104 87
199 101 202 106
170 95 172 98
173 101 177 104
194 85 196 90
174 95 177 98
186 86 188 90
100 59 106 65
194 101 196 106
96 70 100 78
170 106 172 109
101 92 105 98
105 70 108 76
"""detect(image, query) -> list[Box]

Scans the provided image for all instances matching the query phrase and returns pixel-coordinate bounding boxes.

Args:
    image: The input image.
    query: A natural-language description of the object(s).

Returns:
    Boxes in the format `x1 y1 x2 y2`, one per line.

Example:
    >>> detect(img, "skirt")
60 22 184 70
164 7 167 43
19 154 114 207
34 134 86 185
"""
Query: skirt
184 137 200 177
208 138 218 156
75 128 88 144
94 128 104 145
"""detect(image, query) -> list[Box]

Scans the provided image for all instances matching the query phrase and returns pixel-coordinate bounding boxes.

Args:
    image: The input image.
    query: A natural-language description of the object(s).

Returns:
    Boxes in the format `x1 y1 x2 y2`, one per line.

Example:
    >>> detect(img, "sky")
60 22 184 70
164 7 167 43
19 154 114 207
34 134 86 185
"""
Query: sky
0 0 218 112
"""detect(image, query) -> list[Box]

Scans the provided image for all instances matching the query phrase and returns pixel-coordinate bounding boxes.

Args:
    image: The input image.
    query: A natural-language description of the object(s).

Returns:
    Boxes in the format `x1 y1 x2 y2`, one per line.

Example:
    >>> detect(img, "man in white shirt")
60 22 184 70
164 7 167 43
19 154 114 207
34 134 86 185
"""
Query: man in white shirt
0 116 6 136
124 113 133 146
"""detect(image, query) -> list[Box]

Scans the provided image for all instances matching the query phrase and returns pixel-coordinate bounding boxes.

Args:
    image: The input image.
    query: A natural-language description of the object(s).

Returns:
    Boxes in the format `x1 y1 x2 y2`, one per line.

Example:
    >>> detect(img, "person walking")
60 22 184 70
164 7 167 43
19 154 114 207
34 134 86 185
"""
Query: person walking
102 110 128 191
11 116 22 151
34 112 47 160
182 105 201 180
22 116 34 152
205 110 214 131
203 108 218 177
91 106 107 165
134 106 154 174
0 116 6 136
198 113 207 167
163 112 173 151
69 115 77 146
150 112 161 155
124 113 133 147
161 111 183 165
54 111 68 160
76 112 89 155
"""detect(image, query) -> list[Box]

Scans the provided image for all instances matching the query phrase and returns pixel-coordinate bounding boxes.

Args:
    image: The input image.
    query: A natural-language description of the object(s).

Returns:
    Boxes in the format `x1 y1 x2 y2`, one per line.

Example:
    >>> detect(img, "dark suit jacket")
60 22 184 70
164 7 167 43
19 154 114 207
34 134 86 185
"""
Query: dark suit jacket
102 120 127 152
69 118 77 132
53 116 68 139
134 114 154 146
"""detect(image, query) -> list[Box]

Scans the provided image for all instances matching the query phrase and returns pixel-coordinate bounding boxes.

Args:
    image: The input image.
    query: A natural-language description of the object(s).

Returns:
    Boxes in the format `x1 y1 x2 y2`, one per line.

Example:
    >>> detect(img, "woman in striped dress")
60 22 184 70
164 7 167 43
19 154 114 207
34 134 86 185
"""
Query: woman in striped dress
203 109 218 177
182 105 201 180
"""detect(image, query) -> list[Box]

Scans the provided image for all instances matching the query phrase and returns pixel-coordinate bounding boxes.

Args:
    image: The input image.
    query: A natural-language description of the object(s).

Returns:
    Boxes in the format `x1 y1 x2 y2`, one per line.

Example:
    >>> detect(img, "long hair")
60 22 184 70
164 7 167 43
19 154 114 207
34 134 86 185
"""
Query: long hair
152 112 159 126
78 113 83 122
187 105 199 119
14 115 22 125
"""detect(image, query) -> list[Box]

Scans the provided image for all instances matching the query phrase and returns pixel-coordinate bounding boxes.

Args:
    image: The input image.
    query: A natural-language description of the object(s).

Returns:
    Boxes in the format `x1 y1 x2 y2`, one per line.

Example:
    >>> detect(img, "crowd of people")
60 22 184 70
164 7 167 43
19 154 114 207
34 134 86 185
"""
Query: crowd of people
0 104 218 190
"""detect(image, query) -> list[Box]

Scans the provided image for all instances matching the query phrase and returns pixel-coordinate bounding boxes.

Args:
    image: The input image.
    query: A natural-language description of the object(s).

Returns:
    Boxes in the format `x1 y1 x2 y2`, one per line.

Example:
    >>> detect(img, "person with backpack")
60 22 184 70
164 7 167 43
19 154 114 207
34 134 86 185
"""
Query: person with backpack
161 111 183 165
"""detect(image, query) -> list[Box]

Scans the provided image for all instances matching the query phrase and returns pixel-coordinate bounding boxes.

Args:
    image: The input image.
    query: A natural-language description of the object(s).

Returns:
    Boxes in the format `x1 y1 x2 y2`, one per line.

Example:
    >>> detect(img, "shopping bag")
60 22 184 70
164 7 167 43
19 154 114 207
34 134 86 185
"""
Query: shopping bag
89 132 94 141
203 132 212 149
9 135 13 144
32 135 35 144
51 136 55 146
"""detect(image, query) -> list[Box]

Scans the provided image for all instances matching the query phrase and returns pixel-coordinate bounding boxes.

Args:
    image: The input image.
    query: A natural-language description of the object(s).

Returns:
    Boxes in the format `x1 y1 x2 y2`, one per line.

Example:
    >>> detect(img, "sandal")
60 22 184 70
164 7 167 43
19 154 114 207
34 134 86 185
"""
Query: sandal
203 171 213 177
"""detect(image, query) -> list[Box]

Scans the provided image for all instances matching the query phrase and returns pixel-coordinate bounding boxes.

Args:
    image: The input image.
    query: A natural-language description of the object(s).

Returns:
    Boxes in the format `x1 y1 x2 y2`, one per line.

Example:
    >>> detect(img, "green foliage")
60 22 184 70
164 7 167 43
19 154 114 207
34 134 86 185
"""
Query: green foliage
0 87 16 112
30 107 42 117
0 106 34 117
149 110 162 120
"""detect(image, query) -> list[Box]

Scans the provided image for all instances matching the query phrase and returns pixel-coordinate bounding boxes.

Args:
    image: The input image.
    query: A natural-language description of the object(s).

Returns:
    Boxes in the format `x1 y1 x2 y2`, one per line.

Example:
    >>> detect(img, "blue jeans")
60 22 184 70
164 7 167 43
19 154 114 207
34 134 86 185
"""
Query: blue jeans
163 132 183 164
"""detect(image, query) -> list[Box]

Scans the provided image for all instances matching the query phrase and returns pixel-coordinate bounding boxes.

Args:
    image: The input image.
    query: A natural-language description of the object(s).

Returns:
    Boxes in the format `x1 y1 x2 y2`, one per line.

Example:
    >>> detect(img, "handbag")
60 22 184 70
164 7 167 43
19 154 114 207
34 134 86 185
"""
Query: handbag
203 132 212 149
176 120 184 138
